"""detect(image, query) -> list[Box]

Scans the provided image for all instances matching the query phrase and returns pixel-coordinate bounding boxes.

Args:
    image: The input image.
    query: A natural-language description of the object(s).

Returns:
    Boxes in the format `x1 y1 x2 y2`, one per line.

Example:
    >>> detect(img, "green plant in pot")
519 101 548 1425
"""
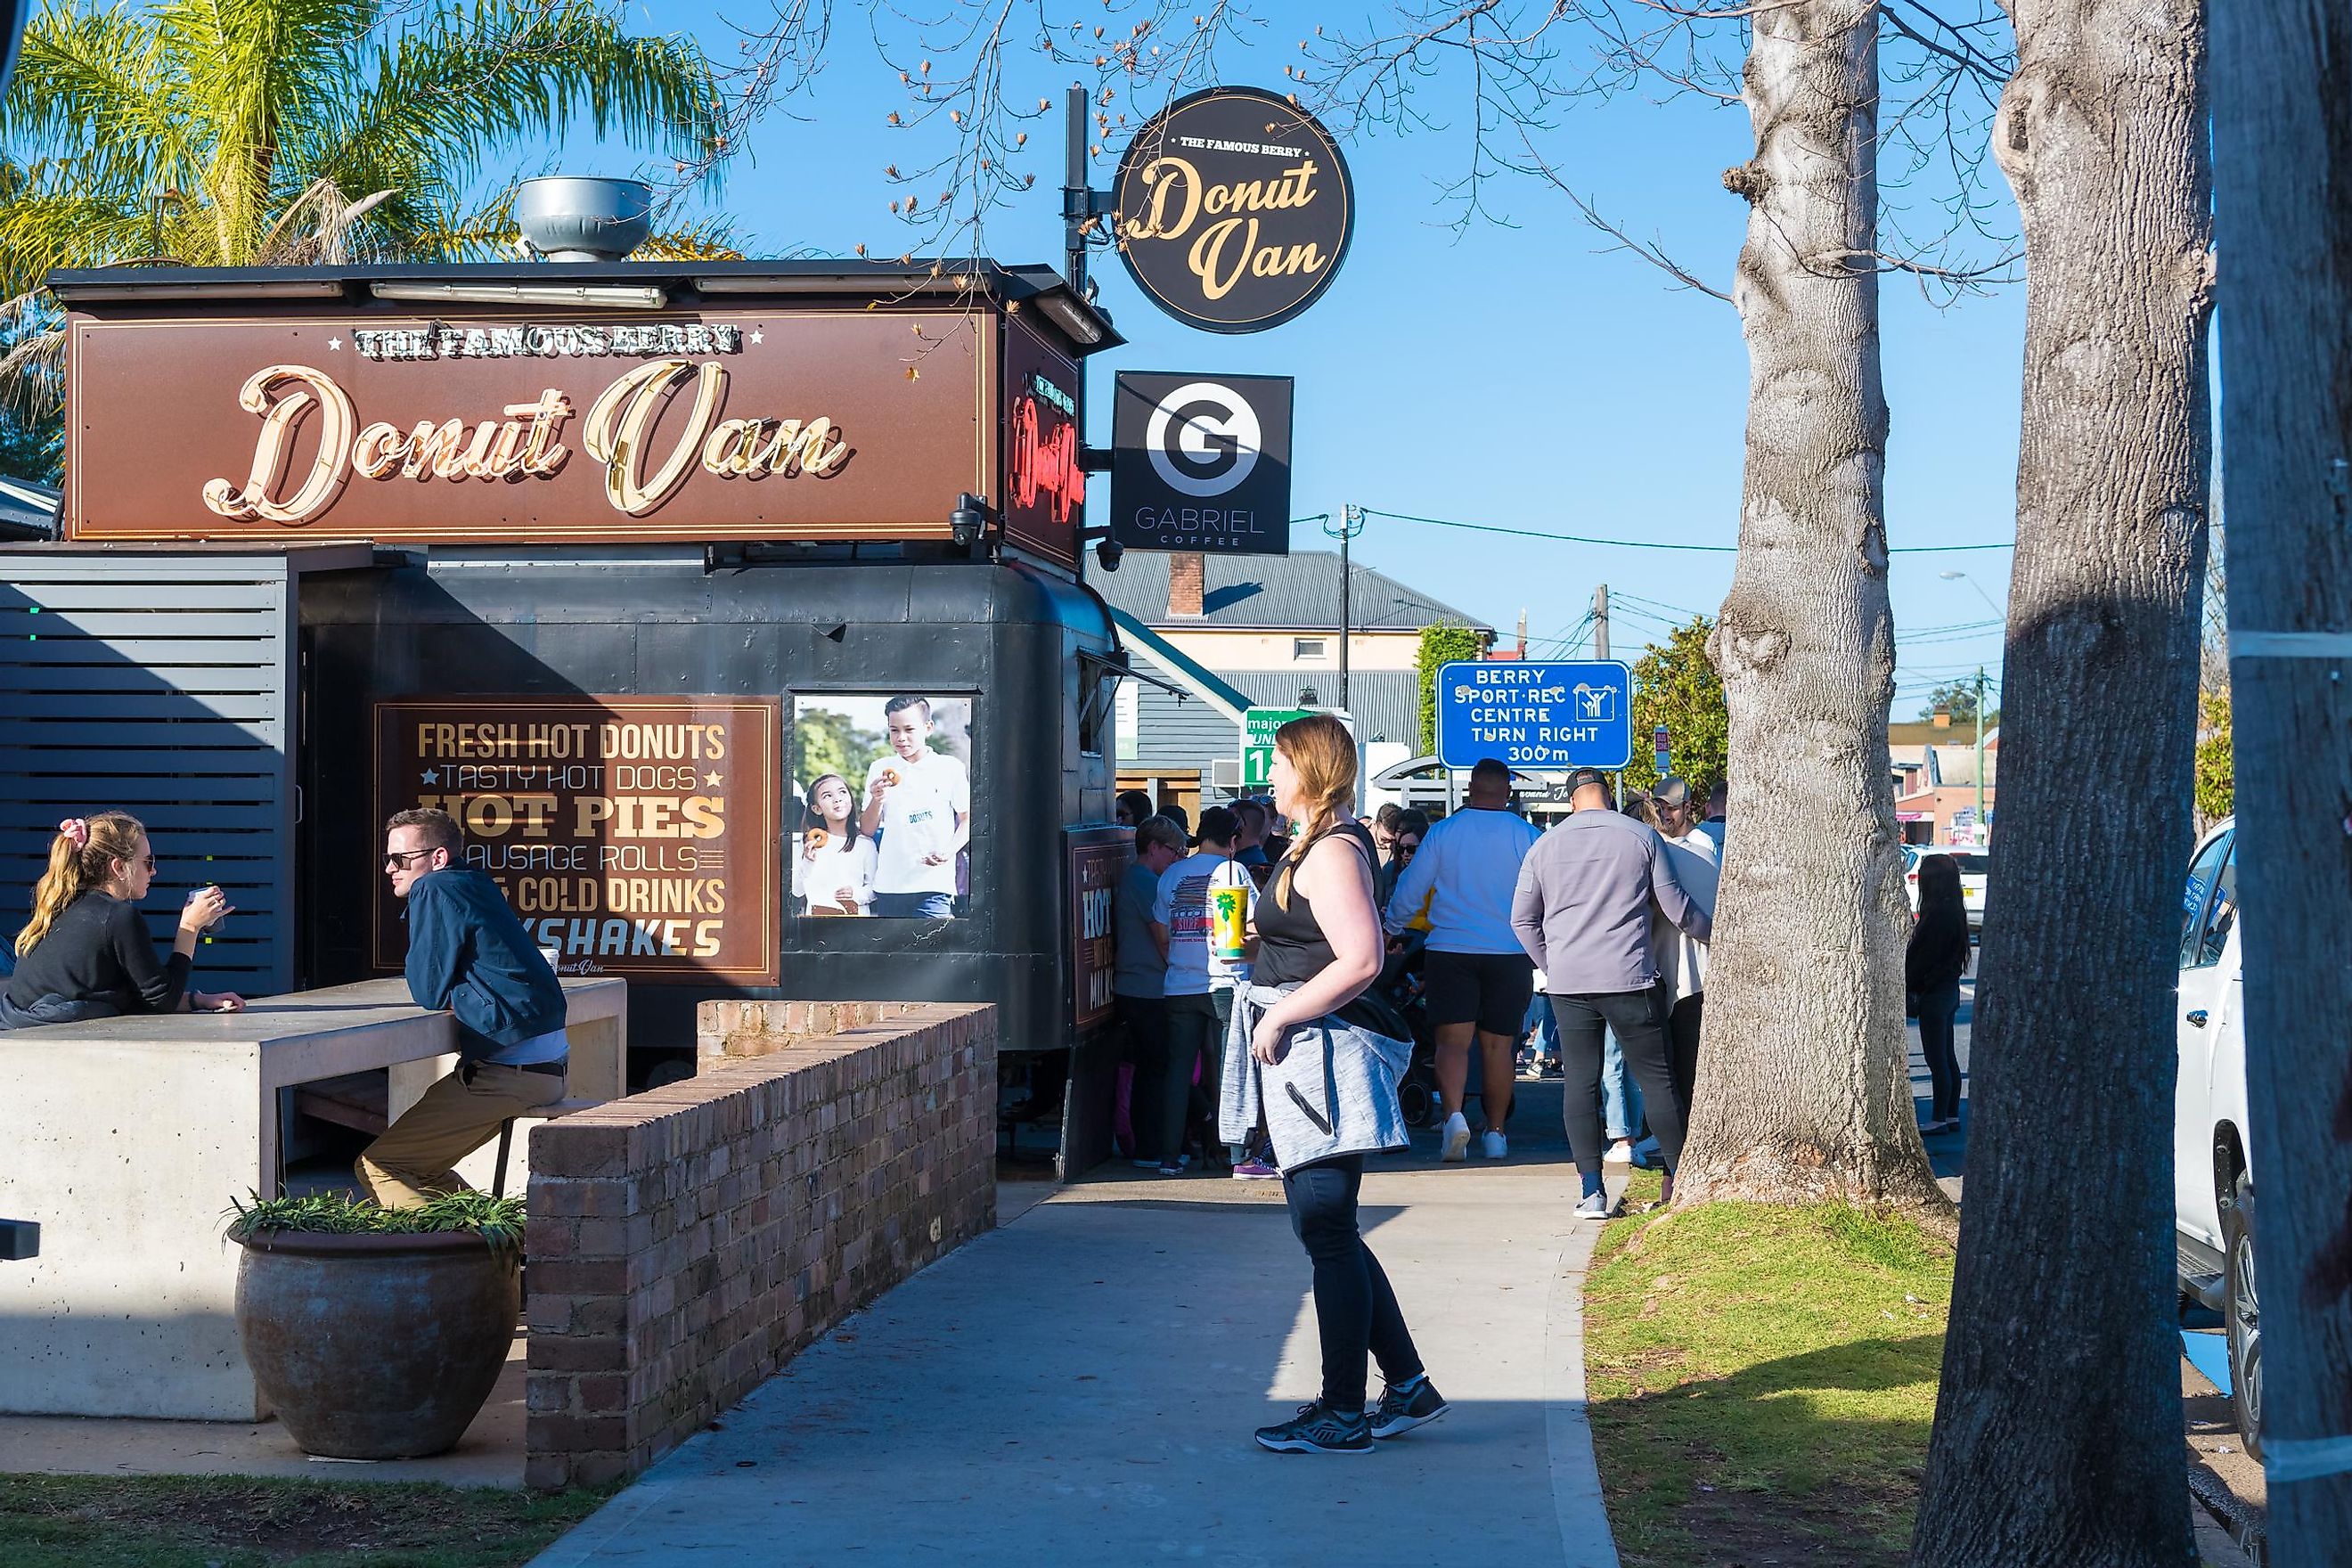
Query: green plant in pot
226 1191 524 1460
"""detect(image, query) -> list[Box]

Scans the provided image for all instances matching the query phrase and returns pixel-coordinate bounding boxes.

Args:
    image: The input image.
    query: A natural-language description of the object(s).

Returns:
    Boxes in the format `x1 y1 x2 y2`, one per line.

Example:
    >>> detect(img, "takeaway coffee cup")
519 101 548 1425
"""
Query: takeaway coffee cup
183 884 230 932
540 944 565 977
1211 885 1249 963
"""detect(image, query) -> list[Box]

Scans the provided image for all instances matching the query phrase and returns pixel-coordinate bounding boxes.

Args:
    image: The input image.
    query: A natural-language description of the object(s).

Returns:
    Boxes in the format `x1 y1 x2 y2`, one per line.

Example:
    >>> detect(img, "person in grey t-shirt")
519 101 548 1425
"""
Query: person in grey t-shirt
1512 770 1711 1216
1114 816 1185 1164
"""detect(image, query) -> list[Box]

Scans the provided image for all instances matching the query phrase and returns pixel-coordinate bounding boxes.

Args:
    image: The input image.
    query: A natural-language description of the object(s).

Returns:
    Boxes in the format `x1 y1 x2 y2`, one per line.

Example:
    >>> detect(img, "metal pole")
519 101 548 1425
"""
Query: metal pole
1974 665 1987 837
1340 502 1358 715
1594 584 1616 803
1062 86 1090 299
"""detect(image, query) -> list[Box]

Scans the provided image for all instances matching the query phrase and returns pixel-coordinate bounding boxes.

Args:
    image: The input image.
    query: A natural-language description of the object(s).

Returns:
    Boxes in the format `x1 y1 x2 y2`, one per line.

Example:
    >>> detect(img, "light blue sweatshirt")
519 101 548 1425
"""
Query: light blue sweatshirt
1382 804 1542 955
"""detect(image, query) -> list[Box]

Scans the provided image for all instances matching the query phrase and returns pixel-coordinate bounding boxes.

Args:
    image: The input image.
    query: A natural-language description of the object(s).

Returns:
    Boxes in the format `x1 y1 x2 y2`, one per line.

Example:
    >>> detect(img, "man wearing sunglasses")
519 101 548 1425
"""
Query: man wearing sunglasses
358 807 569 1208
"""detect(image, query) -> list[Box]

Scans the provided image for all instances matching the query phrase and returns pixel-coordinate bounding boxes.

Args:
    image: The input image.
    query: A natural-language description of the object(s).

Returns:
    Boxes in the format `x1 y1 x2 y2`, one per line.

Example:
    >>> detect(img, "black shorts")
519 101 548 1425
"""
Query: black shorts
1424 950 1536 1036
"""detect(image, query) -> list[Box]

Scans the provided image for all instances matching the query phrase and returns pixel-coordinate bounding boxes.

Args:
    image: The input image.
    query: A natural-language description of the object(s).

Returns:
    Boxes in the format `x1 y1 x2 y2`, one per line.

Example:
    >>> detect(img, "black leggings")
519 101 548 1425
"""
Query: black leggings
1282 1153 1425 1409
1556 984 1684 1180
1916 978 1963 1123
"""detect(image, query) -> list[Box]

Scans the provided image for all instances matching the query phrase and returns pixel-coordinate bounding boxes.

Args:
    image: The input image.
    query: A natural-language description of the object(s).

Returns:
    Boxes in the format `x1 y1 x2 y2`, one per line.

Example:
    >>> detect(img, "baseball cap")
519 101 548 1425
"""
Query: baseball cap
1652 775 1692 809
1566 767 1612 793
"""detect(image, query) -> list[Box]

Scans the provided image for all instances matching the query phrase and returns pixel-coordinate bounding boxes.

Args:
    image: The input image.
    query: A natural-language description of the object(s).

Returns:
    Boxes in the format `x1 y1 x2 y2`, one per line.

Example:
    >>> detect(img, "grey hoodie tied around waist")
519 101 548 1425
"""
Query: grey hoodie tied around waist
1218 982 1413 1171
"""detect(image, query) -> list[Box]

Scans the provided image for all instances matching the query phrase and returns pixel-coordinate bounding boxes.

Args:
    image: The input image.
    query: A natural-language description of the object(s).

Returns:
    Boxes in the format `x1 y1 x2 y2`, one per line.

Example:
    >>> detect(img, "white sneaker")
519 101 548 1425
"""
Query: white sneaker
1603 1139 1633 1164
1481 1130 1508 1160
1440 1112 1471 1163
1573 1188 1614 1220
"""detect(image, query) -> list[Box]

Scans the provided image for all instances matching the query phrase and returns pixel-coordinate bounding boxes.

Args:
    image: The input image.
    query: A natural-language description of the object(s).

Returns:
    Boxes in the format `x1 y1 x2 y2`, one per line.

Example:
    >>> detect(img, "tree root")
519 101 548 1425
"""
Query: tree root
1673 1148 1960 1245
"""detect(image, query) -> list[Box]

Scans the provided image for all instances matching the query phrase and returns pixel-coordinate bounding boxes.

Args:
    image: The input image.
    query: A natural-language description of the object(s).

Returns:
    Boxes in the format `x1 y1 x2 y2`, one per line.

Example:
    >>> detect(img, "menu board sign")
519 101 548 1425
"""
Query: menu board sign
372 696 781 984
1066 828 1134 1036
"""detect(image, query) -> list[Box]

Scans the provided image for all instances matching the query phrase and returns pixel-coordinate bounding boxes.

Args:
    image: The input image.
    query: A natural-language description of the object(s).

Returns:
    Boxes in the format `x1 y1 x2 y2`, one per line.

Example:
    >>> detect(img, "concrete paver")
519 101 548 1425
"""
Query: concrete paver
0 1335 527 1488
535 1081 1619 1568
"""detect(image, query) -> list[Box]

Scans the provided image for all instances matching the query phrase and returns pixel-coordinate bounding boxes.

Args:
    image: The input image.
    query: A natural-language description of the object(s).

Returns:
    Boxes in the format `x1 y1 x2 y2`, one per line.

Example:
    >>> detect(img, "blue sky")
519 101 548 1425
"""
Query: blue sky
586 1 2020 716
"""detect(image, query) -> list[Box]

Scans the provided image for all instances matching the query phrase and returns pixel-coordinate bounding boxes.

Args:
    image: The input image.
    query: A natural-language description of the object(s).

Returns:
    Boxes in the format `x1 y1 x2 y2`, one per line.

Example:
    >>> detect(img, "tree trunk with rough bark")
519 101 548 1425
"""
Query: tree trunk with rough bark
2209 1 2352 1552
1678 0 1947 1218
1911 1 2210 1562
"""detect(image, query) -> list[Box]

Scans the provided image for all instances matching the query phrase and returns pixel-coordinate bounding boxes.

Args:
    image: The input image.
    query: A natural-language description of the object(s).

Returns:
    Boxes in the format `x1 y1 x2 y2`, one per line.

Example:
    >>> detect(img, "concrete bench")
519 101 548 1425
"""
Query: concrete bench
0 976 625 1421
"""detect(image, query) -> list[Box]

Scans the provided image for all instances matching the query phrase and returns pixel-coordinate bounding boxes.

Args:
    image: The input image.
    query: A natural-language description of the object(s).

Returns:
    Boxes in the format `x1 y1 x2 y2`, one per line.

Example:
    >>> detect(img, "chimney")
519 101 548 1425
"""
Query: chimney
1168 551 1205 617
1931 708 1952 729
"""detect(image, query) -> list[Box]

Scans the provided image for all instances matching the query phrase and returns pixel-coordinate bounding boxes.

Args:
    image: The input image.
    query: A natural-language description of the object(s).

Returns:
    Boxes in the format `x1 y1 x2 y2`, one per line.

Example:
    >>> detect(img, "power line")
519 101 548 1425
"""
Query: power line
1613 591 1705 621
1362 506 2016 556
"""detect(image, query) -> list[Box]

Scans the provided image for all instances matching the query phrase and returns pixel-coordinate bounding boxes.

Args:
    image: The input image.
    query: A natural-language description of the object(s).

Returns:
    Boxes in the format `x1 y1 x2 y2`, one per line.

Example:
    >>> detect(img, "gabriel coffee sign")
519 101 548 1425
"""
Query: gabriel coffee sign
62 311 994 545
1112 86 1354 333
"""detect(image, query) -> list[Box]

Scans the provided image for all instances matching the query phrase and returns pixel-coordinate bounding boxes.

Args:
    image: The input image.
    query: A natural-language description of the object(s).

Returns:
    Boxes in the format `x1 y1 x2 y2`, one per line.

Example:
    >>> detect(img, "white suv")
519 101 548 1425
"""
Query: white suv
2171 817 2257 1455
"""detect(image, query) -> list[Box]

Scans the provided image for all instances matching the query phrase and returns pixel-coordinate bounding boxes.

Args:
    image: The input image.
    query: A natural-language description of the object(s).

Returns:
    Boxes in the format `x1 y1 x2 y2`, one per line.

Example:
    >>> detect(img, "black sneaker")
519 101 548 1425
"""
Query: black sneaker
1254 1401 1374 1454
1367 1376 1450 1439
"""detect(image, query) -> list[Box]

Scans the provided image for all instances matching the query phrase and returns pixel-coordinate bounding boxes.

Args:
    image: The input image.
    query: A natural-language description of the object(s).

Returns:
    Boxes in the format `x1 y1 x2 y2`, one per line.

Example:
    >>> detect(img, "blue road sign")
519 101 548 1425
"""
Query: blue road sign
1435 659 1634 771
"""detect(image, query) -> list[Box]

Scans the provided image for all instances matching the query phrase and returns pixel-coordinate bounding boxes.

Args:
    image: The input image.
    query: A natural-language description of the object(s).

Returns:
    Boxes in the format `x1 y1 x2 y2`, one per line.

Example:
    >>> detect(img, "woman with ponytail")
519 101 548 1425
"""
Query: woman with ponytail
1217 715 1443 1455
3 813 243 1028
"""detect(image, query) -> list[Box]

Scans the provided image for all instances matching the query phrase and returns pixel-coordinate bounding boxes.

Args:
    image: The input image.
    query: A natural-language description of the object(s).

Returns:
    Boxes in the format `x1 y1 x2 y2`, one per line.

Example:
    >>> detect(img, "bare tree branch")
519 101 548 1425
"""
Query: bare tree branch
1522 130 1735 301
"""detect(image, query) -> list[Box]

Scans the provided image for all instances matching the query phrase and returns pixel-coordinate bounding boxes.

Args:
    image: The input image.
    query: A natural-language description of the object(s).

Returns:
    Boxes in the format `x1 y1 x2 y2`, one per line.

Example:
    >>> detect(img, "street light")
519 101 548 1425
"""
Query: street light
1937 569 2000 841
1937 568 2005 620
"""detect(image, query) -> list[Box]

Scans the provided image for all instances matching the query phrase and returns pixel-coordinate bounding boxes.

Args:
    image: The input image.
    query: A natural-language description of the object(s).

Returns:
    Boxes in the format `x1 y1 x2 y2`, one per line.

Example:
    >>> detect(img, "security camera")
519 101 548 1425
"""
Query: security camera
949 492 987 548
1096 536 1123 572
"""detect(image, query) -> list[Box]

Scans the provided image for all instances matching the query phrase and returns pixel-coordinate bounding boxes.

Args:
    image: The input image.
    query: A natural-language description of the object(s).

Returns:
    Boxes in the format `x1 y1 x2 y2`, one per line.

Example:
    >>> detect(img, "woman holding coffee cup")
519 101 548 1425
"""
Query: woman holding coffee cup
4 812 244 1027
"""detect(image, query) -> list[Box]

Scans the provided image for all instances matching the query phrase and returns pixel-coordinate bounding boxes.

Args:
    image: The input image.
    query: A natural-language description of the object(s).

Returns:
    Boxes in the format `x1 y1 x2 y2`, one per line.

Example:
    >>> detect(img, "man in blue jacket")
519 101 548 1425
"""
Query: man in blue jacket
358 808 570 1208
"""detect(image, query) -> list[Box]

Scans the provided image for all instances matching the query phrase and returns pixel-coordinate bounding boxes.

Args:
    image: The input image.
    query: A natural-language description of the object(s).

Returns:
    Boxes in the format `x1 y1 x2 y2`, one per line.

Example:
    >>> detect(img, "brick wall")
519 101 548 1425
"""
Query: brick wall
524 1000 997 1490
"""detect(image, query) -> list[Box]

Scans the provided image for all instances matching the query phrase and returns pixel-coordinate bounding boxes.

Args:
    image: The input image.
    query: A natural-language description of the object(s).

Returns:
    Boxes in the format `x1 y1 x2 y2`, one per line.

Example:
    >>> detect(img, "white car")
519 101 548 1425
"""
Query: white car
2171 818 2258 1456
1902 844 1990 930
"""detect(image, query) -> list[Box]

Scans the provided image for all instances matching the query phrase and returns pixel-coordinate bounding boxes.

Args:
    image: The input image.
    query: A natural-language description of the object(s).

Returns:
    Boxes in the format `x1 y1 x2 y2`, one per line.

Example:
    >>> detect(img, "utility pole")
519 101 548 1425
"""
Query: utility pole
1973 665 1987 838
1339 502 1360 715
1596 584 1615 799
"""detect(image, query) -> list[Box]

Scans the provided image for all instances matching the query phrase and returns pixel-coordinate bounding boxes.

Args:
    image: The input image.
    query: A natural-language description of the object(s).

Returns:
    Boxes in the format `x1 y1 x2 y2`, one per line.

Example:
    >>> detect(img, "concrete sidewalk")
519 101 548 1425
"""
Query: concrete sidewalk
533 1081 1620 1568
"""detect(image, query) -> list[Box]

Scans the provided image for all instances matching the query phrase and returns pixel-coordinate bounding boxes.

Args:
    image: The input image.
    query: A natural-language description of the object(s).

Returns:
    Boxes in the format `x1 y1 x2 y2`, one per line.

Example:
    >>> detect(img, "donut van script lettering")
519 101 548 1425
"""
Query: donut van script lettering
200 357 853 525
1117 155 1328 302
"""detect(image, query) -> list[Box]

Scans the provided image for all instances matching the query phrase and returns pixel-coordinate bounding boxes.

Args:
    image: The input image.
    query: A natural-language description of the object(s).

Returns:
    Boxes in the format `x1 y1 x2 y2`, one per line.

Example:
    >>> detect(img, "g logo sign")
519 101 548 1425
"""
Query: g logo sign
1144 381 1261 498
1109 369 1292 555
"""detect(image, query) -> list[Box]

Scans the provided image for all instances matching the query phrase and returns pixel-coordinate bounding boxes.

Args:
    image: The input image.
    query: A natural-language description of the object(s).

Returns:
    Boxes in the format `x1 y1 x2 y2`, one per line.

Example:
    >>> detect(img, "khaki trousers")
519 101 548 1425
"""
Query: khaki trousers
357 1061 565 1209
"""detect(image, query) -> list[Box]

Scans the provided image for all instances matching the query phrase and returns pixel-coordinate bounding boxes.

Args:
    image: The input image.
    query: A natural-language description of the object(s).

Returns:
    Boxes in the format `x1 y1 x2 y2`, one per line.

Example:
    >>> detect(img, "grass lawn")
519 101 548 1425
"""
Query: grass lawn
0 1474 608 1568
1583 1170 1955 1567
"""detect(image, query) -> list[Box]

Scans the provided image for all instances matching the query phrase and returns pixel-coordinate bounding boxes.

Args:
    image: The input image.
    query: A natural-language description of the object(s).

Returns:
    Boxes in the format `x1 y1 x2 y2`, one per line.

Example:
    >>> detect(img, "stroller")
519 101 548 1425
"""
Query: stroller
1378 929 1445 1128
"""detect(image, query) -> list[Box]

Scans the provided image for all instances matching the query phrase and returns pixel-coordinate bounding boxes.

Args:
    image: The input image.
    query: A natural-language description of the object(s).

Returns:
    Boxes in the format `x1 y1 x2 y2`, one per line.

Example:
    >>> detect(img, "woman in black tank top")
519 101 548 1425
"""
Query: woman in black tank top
1250 819 1376 991
1243 716 1445 1456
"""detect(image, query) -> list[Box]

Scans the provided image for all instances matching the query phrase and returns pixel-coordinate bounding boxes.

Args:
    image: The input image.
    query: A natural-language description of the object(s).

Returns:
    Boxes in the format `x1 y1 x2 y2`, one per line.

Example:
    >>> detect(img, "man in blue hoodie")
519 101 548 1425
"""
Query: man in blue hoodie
357 808 570 1208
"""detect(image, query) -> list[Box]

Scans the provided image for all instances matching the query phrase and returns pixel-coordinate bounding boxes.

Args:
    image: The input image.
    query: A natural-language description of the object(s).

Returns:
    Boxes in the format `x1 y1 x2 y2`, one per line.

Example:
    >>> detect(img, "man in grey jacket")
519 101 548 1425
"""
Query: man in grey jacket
1511 769 1711 1216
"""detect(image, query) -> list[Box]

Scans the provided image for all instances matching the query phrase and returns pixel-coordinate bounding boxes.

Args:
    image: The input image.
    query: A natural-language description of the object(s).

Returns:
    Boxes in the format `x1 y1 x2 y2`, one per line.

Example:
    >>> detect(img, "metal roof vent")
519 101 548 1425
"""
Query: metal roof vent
514 176 654 262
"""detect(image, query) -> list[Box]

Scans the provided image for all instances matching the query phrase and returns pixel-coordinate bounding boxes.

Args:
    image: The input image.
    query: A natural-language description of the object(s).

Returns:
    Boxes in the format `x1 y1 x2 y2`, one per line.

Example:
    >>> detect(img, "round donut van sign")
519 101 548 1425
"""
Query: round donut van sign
1112 86 1355 334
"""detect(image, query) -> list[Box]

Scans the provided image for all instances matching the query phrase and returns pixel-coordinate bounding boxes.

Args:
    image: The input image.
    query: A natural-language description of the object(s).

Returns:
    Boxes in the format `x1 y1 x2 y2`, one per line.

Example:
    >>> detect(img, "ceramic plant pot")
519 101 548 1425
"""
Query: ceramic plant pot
234 1229 518 1459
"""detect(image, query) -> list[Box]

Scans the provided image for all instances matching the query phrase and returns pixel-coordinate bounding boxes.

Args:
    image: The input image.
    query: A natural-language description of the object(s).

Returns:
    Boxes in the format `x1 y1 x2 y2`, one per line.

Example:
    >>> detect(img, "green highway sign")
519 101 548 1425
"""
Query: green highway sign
1239 706 1315 788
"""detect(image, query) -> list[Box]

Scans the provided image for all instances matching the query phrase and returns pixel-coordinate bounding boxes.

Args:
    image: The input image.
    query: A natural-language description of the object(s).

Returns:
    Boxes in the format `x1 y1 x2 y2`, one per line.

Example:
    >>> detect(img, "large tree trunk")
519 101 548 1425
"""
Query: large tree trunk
1911 1 2210 1562
1678 0 1946 1217
2209 3 2352 1553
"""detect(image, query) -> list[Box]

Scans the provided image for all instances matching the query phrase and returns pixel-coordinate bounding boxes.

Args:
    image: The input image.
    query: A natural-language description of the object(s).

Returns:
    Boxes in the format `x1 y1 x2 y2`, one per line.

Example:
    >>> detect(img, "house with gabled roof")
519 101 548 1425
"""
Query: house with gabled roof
1089 550 1493 820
